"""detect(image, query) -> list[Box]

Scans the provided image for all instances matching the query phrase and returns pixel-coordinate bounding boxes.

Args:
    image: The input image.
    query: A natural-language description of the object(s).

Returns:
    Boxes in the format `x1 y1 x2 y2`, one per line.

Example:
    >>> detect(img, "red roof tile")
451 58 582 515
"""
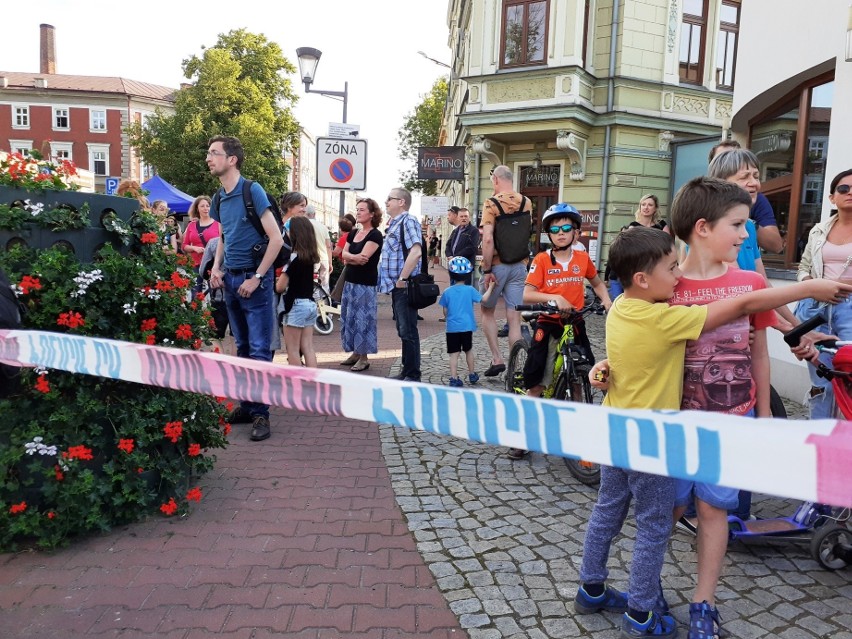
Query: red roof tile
0 72 177 102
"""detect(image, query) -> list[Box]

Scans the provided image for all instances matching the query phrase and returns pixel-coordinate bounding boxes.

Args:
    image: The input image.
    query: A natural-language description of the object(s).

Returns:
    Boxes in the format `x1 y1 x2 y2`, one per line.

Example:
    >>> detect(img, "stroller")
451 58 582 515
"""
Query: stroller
723 313 852 570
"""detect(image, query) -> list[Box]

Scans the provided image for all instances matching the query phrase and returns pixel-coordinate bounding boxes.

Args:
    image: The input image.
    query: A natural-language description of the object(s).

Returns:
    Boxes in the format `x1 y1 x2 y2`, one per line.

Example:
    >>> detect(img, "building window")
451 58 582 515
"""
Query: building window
87 145 109 176
8 139 33 156
715 0 739 89
679 0 708 84
90 109 106 132
12 105 30 129
500 0 549 68
54 106 70 130
750 76 834 269
50 142 73 164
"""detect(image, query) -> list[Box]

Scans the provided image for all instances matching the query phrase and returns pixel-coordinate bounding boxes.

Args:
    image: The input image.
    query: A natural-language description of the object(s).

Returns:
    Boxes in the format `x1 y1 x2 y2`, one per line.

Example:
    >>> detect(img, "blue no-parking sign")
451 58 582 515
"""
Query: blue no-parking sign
105 176 120 195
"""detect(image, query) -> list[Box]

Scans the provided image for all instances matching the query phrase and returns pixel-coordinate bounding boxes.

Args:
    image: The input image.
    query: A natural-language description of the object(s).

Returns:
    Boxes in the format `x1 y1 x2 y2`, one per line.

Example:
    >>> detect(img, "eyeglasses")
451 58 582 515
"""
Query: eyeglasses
386 196 402 202
205 150 229 158
836 184 852 195
548 224 575 234
489 169 495 177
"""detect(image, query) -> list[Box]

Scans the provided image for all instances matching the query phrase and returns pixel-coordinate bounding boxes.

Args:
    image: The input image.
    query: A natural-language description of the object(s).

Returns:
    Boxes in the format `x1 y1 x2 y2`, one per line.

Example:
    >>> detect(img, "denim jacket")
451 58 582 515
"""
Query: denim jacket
797 215 838 281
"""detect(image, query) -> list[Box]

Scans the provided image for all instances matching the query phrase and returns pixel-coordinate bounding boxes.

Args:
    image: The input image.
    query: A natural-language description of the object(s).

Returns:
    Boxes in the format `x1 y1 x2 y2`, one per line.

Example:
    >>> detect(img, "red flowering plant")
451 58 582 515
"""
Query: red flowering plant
0 197 228 550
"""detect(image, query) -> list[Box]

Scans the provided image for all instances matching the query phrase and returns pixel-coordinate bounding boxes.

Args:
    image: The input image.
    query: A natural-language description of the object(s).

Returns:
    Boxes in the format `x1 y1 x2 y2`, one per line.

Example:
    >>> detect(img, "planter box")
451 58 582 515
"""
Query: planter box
0 187 140 262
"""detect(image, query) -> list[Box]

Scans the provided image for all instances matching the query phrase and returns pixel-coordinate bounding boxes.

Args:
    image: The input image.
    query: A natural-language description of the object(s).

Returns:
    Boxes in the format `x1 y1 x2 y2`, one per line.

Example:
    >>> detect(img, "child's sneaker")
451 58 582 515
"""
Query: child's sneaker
448 377 464 387
687 601 721 639
620 611 678 638
574 584 628 615
468 372 480 385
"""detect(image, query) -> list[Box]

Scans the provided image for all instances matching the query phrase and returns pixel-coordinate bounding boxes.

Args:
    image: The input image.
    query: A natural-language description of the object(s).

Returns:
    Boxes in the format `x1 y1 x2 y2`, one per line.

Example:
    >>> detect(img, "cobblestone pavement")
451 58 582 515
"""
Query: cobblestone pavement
380 310 852 639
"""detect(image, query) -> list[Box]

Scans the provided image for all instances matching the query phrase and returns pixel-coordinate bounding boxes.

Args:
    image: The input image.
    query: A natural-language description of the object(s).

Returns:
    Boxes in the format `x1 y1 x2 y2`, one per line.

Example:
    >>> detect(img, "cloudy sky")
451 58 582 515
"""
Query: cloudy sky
2 0 452 211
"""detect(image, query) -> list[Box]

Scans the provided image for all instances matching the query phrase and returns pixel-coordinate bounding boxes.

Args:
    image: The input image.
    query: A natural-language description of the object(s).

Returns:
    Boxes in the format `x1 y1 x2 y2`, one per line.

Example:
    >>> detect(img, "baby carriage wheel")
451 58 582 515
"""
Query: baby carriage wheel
315 313 334 335
810 522 852 570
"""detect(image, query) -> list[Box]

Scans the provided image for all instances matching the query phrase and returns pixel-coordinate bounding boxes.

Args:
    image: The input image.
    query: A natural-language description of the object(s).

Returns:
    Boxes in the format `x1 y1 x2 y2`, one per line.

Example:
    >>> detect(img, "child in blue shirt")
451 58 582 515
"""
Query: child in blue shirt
439 256 483 387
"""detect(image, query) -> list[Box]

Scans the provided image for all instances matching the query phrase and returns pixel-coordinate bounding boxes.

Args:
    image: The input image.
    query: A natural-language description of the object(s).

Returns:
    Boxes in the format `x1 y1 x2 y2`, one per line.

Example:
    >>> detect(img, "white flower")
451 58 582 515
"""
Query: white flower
24 199 45 217
122 302 137 315
24 437 58 457
70 269 104 298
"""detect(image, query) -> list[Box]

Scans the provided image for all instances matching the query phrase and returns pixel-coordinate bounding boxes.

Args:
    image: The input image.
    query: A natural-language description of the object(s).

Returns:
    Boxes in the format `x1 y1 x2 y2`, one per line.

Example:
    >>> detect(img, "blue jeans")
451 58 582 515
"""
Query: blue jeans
224 270 274 418
391 288 421 380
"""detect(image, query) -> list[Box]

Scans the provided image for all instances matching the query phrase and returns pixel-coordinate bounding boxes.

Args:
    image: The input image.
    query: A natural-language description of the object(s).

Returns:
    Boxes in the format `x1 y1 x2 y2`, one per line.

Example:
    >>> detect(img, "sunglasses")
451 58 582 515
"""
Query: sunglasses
548 224 575 234
836 184 852 195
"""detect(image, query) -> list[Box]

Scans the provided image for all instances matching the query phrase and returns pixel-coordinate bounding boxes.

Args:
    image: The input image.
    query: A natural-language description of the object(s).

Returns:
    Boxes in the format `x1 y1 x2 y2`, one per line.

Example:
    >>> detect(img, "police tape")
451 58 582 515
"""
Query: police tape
1 329 851 508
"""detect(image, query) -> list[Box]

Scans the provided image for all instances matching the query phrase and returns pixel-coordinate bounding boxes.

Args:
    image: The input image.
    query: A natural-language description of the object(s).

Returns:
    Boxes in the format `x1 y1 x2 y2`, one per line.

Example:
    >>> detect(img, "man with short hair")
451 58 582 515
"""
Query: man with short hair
480 165 532 376
445 207 481 285
208 135 283 442
306 205 333 289
378 188 422 381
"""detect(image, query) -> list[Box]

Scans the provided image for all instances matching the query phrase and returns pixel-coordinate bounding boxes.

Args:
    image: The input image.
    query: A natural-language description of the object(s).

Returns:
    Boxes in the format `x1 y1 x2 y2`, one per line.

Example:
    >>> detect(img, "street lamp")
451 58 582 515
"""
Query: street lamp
417 50 451 70
296 47 349 217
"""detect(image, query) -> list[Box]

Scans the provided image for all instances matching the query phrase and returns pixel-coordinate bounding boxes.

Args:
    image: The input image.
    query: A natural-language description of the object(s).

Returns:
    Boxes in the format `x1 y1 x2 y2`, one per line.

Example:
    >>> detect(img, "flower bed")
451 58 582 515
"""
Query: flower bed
0 164 228 551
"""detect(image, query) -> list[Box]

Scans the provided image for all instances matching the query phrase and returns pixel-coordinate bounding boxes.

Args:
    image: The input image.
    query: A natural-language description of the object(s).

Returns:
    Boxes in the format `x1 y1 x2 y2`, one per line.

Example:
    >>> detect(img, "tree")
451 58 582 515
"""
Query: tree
127 29 301 198
397 77 448 196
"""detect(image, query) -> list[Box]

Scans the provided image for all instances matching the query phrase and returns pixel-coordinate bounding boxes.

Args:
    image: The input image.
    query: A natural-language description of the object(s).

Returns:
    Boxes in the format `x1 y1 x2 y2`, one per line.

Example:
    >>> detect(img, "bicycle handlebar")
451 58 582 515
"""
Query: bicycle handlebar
515 301 604 318
783 311 827 347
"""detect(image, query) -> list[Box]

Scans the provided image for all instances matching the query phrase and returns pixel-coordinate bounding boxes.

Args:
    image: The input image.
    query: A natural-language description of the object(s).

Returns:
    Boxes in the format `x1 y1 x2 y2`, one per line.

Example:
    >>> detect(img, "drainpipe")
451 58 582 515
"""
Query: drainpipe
596 0 621 269
473 152 481 225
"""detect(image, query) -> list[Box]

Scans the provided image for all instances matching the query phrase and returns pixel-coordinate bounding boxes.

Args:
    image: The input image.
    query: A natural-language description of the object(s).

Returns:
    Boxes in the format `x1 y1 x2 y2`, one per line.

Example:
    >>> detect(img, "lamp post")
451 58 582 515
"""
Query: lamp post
417 50 451 70
296 47 349 218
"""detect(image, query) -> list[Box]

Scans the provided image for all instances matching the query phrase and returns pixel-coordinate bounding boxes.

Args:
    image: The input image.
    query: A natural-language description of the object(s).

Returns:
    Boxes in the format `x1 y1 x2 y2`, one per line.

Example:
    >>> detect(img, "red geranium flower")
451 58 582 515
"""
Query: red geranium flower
170 272 191 288
118 438 135 454
54 465 64 481
9 501 27 515
187 443 201 457
34 374 50 394
175 324 193 341
223 423 232 437
64 445 94 461
57 311 85 329
141 318 157 331
163 421 183 443
19 275 42 295
141 232 159 244
186 487 202 502
160 498 178 516
145 334 156 345
47 511 56 519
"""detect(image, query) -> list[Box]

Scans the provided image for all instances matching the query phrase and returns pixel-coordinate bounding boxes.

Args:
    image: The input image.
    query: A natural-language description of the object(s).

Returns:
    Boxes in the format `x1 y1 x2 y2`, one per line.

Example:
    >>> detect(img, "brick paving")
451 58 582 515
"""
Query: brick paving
2 265 851 638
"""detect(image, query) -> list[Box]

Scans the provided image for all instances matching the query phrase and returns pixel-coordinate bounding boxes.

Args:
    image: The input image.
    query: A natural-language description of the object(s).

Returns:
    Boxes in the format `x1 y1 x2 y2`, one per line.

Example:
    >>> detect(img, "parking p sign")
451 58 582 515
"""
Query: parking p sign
105 176 120 195
316 137 367 190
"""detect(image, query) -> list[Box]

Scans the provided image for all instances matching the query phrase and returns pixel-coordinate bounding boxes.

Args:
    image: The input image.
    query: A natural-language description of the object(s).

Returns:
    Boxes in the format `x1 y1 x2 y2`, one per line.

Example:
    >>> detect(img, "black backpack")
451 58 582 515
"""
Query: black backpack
212 179 291 270
490 196 531 264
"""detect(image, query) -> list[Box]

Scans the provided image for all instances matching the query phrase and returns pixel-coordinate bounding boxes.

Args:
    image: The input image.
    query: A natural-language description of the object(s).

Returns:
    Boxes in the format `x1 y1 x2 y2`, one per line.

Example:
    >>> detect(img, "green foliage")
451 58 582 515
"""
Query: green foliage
397 77 449 196
0 200 90 231
0 197 229 551
126 28 301 199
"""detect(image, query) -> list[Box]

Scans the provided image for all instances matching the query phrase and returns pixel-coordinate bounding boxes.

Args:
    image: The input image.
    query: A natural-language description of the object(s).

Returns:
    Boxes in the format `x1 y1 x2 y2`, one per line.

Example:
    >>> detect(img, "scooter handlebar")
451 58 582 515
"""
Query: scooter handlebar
783 312 827 347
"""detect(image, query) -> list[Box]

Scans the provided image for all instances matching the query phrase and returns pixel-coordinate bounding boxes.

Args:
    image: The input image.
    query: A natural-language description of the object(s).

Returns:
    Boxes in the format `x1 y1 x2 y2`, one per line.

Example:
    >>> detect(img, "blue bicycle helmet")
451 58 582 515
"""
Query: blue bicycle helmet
447 256 474 275
541 203 582 230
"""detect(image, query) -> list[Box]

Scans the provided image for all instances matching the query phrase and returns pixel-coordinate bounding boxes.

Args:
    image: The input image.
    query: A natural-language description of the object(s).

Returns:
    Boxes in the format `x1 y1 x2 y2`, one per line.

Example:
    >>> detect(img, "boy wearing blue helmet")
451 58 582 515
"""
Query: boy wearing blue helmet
507 203 612 459
440 256 483 387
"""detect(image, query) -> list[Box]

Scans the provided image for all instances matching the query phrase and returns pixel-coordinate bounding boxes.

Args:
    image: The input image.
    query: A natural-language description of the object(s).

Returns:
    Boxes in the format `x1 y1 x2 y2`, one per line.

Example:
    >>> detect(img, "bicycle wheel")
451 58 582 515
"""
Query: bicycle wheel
505 339 530 394
314 313 334 335
553 372 602 486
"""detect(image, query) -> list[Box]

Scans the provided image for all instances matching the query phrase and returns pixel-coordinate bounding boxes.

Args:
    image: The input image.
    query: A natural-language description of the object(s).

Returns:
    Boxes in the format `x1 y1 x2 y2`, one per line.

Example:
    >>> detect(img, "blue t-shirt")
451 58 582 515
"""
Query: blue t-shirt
439 283 482 333
751 193 777 227
736 219 761 271
211 177 272 270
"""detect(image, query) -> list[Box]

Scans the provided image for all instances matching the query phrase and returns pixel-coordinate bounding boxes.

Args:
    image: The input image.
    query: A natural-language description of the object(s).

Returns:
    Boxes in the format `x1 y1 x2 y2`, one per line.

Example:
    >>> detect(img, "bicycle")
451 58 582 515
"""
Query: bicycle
311 280 340 335
506 300 605 486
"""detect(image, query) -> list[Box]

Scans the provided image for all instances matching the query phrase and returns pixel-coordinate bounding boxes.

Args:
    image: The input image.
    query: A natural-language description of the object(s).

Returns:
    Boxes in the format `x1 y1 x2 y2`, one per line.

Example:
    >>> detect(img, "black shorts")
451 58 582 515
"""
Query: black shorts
522 318 594 389
446 331 473 354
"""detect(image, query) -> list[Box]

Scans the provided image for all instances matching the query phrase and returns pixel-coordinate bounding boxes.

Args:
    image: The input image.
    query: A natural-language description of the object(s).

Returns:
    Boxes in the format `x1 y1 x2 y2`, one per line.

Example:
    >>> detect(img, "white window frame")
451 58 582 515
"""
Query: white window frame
53 106 70 131
12 104 30 129
8 139 33 155
90 108 107 132
86 143 110 176
50 141 74 164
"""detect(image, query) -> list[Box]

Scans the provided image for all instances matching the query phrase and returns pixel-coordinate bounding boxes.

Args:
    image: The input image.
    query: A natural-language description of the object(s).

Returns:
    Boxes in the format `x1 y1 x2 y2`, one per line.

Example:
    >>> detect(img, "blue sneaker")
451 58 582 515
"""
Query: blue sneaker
448 377 464 388
688 601 721 639
621 611 678 638
574 584 628 615
468 372 480 385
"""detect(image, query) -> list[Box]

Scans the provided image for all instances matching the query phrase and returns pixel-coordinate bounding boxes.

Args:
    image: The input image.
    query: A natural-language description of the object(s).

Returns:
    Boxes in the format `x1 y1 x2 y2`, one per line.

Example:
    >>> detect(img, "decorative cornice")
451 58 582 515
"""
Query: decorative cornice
556 130 587 181
471 135 504 166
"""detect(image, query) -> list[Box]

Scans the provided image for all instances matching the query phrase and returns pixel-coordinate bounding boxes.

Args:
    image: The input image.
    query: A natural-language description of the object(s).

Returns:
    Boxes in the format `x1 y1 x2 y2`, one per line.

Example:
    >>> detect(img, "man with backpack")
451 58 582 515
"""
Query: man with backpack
207 135 283 442
479 165 533 376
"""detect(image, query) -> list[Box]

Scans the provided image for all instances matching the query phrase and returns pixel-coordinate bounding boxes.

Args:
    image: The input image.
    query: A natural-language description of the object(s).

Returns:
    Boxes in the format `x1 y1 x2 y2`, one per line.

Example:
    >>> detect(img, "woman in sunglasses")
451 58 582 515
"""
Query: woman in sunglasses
795 168 852 419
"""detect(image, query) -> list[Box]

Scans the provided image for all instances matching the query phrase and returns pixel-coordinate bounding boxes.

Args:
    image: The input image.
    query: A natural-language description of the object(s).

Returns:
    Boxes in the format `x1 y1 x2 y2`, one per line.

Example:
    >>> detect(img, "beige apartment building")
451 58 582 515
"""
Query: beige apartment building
439 0 740 262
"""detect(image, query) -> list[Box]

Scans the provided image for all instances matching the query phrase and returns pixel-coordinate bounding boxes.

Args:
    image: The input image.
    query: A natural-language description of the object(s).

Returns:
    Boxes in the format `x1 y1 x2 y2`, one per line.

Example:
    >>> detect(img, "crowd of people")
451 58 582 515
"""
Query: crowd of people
133 134 851 639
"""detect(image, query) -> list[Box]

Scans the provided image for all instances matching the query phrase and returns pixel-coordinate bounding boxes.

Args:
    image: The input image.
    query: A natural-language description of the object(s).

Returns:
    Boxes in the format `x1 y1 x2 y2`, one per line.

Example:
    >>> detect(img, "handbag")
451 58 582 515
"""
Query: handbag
406 273 439 309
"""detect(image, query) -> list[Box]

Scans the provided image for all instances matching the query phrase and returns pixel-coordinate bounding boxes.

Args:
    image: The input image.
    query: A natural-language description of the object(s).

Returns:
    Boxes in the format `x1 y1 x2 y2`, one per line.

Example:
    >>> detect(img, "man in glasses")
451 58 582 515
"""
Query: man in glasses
378 188 423 381
207 135 283 442
445 207 481 286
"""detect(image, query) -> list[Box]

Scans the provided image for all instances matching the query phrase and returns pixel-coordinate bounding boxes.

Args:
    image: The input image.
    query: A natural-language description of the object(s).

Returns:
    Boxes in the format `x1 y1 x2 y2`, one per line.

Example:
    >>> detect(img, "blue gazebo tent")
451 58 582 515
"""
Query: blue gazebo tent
141 175 195 214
